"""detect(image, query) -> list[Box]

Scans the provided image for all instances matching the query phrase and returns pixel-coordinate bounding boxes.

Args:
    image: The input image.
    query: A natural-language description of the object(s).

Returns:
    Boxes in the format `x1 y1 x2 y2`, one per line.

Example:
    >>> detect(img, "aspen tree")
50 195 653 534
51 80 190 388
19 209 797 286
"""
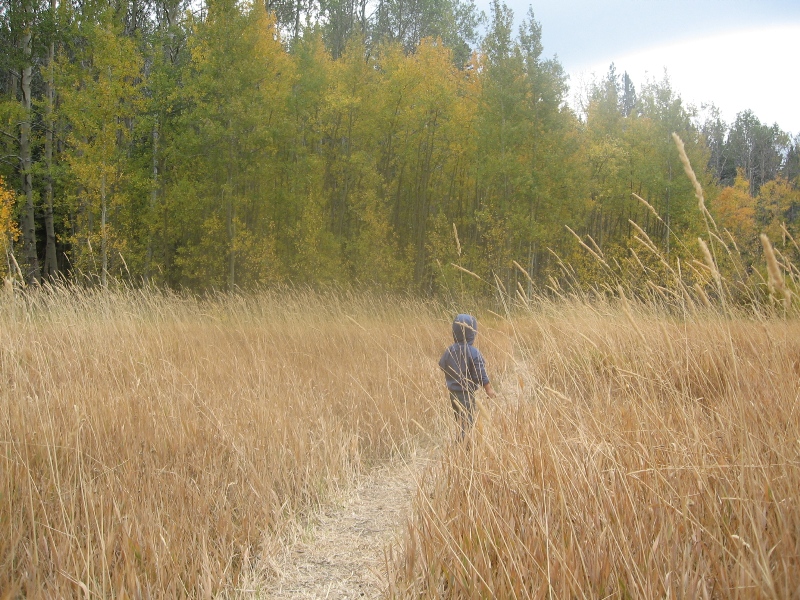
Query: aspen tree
42 0 58 277
17 2 41 284
167 0 291 288
59 18 144 285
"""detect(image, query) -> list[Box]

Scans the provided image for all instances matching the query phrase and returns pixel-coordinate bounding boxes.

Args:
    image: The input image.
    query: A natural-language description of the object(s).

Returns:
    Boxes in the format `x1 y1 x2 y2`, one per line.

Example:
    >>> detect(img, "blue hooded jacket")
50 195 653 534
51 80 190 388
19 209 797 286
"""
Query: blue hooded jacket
438 314 489 394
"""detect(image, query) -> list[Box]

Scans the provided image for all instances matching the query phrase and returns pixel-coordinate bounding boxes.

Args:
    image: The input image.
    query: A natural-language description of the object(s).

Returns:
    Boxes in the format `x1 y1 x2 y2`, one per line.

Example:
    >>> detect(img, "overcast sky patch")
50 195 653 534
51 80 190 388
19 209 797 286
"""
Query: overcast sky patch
472 0 800 134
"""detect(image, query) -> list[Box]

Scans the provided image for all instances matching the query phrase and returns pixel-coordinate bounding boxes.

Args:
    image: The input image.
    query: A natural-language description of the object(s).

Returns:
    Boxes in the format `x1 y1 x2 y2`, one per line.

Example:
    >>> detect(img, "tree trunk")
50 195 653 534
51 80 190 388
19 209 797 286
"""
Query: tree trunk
101 171 107 287
666 160 671 258
20 30 40 285
293 0 300 41
43 8 59 278
226 186 235 291
145 125 158 282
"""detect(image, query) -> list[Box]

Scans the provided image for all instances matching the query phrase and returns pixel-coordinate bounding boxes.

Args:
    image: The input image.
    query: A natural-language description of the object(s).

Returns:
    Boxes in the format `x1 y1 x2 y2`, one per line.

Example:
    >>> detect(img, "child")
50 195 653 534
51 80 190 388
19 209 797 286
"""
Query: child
438 314 496 437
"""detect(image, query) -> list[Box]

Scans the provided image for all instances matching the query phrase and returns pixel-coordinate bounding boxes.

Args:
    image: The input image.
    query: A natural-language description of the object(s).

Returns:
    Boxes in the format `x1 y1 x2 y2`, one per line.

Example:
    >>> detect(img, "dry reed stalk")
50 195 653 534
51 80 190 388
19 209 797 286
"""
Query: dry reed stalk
512 260 534 286
472 396 492 436
672 132 706 215
724 228 742 256
452 223 462 257
673 256 694 310
781 222 800 255
698 237 721 290
629 220 661 256
628 222 682 284
493 273 508 296
761 233 792 309
694 282 713 309
586 234 603 258
450 263 483 282
485 309 505 321
632 192 664 223
646 279 670 303
516 281 527 302
688 259 712 280
629 247 649 274
565 225 610 270
8 250 24 283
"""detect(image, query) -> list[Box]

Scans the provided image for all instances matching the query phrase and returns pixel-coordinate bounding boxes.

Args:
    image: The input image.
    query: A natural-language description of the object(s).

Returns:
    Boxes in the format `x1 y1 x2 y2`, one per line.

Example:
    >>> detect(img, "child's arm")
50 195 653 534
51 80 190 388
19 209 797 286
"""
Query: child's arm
473 349 495 398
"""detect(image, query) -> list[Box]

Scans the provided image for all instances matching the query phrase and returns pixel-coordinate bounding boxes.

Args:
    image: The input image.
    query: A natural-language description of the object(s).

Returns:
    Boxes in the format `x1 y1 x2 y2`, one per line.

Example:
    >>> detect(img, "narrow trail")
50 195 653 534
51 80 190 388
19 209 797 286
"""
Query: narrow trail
261 451 430 599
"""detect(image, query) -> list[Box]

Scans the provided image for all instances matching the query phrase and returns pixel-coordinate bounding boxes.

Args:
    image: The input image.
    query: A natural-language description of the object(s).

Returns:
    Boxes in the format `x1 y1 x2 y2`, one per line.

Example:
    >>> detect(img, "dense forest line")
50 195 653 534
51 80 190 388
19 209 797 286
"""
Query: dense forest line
1 0 798 292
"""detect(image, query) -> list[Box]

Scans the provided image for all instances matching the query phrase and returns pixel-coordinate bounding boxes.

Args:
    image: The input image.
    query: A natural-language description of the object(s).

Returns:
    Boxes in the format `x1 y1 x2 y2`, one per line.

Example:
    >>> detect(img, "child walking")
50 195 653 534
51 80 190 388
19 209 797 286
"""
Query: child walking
438 314 496 437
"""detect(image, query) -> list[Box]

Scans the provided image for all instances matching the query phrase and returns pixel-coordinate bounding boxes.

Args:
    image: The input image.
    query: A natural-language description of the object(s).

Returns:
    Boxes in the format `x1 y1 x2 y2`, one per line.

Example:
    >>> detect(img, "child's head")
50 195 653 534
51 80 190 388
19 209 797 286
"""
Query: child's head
452 314 477 345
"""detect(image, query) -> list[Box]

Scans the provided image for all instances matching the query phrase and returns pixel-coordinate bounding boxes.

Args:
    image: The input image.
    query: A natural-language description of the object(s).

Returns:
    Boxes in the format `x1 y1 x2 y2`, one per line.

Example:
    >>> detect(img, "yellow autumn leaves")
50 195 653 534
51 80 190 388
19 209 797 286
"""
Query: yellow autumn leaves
0 176 20 279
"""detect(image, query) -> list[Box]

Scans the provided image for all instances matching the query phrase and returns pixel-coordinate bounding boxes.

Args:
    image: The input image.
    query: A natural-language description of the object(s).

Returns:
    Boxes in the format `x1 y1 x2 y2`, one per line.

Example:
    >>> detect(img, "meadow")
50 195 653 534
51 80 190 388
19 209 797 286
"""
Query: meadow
2 279 799 598
0 286 447 596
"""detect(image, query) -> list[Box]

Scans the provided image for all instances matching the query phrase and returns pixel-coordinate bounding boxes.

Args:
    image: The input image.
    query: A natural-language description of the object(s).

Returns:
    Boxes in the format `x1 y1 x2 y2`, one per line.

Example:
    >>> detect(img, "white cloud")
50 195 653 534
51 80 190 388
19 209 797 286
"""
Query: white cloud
568 25 800 135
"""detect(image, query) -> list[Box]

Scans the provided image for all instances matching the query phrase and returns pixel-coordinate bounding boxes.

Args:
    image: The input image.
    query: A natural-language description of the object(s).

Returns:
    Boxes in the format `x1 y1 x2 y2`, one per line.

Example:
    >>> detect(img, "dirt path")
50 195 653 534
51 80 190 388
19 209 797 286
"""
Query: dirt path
260 451 429 599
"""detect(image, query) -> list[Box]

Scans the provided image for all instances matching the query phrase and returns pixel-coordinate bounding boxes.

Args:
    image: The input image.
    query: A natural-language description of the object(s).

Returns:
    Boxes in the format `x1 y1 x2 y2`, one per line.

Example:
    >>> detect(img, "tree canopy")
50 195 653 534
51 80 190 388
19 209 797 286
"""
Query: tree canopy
1 0 797 293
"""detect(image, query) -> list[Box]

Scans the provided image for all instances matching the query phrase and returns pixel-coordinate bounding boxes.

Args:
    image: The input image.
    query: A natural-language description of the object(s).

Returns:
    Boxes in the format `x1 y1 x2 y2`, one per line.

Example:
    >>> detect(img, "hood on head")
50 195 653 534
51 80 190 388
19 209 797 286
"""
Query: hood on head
452 314 477 345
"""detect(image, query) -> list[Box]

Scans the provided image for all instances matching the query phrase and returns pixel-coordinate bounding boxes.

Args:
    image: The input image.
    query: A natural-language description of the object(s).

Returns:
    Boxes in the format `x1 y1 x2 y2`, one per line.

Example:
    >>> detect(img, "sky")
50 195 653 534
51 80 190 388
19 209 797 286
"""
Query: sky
472 0 800 135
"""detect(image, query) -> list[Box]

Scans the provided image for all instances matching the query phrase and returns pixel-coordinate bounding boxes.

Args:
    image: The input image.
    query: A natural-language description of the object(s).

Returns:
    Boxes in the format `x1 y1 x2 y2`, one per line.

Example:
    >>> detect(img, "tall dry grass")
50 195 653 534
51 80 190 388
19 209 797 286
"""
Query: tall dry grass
0 286 447 597
393 300 800 598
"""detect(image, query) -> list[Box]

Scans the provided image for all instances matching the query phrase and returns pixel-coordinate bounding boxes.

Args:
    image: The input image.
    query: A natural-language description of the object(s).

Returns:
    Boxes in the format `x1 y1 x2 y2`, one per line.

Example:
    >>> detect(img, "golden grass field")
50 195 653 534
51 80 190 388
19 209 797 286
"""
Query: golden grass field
393 300 800 599
0 287 446 596
2 283 799 598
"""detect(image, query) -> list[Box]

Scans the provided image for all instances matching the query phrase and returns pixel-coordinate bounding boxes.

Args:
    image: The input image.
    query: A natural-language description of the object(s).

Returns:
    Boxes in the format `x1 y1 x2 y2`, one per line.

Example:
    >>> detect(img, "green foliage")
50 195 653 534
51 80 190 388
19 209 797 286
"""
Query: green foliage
0 176 20 278
164 1 293 289
2 0 794 296
57 16 146 283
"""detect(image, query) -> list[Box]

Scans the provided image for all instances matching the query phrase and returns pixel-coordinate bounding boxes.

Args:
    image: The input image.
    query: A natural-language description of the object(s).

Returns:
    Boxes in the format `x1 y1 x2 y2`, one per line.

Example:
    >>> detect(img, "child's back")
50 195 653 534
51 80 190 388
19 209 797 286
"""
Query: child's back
438 314 496 436
439 314 488 393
